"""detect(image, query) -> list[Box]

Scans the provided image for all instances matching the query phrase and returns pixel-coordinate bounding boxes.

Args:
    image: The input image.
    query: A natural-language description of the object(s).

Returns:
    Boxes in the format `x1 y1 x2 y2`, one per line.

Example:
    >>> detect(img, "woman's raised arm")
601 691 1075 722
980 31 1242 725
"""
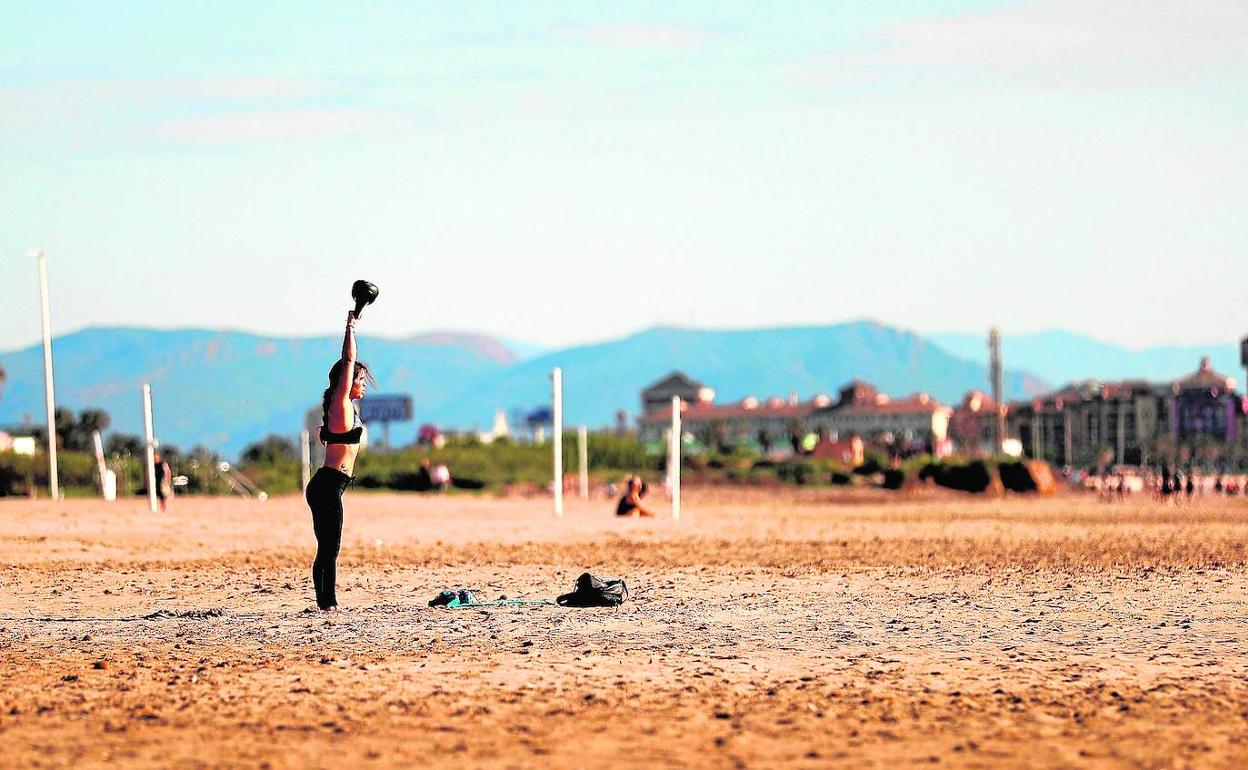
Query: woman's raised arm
328 312 357 431
340 310 357 365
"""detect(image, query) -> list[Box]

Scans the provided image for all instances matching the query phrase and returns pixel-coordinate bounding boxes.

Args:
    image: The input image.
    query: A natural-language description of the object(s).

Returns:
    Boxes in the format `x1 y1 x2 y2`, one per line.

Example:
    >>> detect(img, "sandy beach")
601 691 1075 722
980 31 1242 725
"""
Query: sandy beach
2 489 1247 769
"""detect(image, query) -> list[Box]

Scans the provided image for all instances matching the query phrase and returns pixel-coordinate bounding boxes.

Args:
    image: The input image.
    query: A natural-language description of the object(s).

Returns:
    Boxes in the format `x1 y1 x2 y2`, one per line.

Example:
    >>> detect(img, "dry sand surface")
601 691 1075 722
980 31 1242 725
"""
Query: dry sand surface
2 488 1248 769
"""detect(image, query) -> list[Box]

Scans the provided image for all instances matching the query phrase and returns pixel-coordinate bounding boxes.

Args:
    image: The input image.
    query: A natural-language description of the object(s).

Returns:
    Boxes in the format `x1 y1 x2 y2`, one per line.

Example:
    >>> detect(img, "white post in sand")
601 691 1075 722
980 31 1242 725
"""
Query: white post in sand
300 428 311 490
92 430 116 501
142 383 158 513
578 425 589 499
92 430 106 483
30 249 60 500
670 395 681 521
552 367 563 517
91 430 107 498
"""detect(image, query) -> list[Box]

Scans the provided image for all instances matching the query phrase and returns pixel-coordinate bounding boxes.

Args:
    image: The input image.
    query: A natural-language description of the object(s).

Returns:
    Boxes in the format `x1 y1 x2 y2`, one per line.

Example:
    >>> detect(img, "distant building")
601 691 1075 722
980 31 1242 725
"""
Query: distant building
640 372 714 415
472 410 511 444
1171 357 1241 444
636 376 950 453
637 391 827 448
948 390 1002 455
490 409 510 439
810 383 951 449
634 356 1247 468
1 423 42 457
11 436 37 456
1009 357 1245 467
811 435 865 466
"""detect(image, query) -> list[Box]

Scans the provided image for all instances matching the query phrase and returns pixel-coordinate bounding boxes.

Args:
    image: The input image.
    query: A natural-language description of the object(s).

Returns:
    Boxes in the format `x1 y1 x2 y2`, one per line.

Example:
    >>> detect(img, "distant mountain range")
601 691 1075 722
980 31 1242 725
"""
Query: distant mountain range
929 330 1241 387
429 324 1047 431
3 322 1230 460
0 328 512 459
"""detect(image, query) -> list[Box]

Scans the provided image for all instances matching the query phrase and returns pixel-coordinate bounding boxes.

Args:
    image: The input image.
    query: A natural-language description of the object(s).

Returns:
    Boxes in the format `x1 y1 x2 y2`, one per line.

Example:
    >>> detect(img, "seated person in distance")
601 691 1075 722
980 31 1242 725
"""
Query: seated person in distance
616 475 656 517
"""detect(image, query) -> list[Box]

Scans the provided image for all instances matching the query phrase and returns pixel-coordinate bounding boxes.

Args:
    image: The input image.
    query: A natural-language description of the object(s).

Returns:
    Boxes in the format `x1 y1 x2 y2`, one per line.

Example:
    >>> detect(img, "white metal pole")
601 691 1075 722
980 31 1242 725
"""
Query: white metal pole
670 395 681 521
142 383 157 513
552 367 563 517
91 429 107 489
31 249 59 500
578 425 589 499
300 428 311 489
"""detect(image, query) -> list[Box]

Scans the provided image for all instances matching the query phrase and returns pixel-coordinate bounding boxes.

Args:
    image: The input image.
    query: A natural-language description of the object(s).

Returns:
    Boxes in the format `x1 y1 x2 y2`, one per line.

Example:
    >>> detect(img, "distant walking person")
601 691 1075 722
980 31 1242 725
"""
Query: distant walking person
305 311 375 611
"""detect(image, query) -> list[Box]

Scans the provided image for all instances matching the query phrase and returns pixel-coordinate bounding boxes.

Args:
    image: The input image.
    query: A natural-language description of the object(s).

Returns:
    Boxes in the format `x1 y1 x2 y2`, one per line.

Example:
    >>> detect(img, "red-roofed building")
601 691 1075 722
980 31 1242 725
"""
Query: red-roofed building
811 435 865 465
637 377 950 452
948 390 1002 455
811 389 951 447
637 390 830 450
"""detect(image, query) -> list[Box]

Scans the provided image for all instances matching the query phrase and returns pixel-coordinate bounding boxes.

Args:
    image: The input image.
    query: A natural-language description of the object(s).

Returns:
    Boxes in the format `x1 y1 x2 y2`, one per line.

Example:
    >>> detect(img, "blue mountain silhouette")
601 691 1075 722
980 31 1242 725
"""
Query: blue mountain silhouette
0 321 1055 458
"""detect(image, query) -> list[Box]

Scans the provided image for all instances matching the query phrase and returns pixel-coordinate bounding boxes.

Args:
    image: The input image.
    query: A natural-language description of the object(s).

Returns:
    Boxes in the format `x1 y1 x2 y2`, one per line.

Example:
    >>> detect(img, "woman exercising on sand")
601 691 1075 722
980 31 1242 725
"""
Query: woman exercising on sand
305 310 375 611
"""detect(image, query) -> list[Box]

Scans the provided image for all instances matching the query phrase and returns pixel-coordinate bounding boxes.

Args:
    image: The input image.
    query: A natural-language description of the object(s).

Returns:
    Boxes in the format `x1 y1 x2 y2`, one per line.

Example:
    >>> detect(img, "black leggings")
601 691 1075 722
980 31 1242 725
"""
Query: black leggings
306 467 351 609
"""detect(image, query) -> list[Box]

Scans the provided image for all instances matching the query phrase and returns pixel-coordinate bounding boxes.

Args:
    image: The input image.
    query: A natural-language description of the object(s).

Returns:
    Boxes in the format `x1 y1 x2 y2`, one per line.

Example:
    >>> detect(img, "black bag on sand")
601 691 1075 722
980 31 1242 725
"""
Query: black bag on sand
557 572 629 607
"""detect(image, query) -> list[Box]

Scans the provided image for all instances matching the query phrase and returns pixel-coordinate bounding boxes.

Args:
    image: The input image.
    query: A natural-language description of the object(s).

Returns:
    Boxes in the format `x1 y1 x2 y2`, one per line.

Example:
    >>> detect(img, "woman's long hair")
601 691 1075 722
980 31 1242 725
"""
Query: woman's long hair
321 359 376 434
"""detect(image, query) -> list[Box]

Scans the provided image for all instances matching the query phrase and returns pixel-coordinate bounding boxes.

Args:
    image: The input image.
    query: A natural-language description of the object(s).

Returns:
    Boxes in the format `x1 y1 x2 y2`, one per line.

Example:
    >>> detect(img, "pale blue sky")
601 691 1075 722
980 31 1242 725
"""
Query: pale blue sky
3 1 1245 352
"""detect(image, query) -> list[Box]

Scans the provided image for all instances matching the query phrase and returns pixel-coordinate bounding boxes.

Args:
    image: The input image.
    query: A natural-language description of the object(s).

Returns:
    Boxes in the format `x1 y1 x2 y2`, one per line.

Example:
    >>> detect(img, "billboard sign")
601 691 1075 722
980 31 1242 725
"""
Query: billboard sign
359 394 413 423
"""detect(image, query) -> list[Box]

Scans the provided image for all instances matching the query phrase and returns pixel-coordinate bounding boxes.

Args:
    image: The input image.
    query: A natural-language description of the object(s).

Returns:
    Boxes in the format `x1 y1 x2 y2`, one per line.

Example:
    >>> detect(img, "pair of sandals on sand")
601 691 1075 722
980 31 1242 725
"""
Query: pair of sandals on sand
428 573 629 609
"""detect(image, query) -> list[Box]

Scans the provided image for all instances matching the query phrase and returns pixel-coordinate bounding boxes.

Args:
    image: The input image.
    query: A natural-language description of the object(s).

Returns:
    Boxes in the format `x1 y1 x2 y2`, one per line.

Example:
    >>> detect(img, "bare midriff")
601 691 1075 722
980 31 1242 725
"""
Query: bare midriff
323 443 361 477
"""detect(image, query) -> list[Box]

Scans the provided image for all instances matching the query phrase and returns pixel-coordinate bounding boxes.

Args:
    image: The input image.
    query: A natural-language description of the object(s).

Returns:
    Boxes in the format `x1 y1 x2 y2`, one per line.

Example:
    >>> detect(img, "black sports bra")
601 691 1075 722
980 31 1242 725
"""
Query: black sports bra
320 410 363 445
